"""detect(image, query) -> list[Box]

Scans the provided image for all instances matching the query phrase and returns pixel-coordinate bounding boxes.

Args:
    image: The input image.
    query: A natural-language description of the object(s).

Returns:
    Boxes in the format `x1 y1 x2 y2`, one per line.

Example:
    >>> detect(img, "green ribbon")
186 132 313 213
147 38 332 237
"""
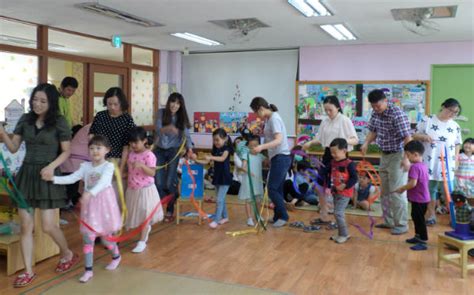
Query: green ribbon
0 152 31 211
246 153 266 230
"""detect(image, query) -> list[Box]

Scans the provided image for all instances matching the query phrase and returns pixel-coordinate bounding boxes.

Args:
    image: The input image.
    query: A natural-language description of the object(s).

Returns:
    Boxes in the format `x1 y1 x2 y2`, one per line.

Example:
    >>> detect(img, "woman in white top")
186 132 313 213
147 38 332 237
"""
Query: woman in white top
303 96 358 224
413 98 462 225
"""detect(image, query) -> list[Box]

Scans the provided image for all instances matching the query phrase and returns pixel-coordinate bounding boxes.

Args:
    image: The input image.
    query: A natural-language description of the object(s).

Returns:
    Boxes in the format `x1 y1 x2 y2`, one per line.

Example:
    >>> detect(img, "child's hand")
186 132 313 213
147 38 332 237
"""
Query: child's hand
40 165 55 181
80 192 92 206
252 145 263 154
394 187 405 194
190 153 197 161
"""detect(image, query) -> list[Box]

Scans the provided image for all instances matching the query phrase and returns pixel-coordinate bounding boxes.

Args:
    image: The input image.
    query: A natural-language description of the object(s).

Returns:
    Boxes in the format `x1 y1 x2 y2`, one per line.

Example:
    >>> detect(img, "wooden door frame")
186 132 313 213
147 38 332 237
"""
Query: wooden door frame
87 64 129 123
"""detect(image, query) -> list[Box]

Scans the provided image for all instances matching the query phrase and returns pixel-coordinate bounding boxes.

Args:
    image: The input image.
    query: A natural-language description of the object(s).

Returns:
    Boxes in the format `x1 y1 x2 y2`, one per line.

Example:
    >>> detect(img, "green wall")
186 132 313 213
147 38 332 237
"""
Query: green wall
431 64 474 138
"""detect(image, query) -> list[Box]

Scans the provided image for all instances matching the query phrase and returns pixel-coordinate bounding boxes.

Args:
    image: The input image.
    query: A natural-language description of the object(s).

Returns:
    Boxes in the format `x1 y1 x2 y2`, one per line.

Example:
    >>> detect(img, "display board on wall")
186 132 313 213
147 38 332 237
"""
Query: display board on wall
193 112 264 135
296 81 429 143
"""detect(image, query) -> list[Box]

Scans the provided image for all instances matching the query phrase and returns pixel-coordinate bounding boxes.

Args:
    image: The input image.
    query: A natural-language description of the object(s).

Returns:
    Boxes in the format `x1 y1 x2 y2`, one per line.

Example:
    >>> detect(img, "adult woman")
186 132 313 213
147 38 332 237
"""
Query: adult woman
89 87 136 173
250 97 291 227
413 98 462 225
0 83 78 287
303 96 358 225
154 92 194 222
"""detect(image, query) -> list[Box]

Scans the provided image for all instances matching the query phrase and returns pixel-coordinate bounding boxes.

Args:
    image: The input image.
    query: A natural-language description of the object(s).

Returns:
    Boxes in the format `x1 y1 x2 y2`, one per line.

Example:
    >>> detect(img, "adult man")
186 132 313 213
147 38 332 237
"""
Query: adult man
58 77 78 128
361 89 412 235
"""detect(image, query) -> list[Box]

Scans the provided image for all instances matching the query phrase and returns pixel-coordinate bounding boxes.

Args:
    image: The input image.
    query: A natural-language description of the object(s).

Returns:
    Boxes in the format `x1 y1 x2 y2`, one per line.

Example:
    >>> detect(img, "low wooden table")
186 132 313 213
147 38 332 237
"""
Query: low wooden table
437 233 474 278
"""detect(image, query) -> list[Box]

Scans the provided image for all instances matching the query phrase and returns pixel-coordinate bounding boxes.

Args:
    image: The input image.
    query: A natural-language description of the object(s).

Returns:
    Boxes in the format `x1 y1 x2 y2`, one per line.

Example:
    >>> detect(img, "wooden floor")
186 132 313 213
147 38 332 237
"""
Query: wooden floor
1 201 473 295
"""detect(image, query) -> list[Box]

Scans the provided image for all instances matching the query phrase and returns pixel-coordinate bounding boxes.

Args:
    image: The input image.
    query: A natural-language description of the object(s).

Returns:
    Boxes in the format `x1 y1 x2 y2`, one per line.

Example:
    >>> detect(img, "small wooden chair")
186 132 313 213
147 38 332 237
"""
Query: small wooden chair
437 233 474 278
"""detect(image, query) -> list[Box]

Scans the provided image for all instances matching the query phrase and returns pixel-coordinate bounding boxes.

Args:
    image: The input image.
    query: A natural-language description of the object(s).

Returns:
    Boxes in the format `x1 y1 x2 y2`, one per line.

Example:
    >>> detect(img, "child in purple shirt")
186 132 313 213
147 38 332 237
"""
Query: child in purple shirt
395 140 430 251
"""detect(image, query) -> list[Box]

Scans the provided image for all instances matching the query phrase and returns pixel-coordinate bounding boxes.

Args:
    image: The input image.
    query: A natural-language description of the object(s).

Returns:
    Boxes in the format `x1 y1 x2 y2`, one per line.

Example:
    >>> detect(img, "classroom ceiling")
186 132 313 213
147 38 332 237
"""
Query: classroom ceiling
1 0 473 53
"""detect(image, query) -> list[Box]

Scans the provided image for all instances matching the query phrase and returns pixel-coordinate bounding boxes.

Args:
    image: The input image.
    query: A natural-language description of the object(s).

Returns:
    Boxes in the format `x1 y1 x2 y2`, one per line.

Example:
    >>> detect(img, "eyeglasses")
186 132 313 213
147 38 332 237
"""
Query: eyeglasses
445 108 459 116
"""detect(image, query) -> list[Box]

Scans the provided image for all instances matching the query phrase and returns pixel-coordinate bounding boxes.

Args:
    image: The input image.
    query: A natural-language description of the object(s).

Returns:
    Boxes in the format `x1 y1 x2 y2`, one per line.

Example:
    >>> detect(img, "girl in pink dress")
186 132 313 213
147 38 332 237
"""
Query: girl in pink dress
50 135 122 283
125 127 163 253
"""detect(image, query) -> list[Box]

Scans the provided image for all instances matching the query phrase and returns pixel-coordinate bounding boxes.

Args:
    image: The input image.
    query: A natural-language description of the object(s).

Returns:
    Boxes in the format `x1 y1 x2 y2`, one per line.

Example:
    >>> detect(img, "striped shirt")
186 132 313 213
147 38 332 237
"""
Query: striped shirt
367 103 412 152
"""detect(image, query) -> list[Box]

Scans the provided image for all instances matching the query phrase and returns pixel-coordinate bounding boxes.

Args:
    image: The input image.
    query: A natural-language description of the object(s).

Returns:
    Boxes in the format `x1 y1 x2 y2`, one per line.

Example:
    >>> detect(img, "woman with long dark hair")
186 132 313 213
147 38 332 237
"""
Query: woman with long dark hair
154 92 194 222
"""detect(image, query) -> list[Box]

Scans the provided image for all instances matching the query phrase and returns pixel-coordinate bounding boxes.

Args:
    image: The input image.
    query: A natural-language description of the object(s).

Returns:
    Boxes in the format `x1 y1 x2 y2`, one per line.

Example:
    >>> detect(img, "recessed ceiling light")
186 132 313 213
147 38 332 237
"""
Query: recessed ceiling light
171 32 222 46
320 24 356 40
288 0 332 17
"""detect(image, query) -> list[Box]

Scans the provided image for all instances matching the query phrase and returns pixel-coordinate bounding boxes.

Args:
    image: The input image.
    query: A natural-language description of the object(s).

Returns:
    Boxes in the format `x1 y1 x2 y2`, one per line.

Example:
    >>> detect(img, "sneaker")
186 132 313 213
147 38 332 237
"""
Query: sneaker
375 223 392 229
410 243 427 251
218 218 229 225
131 241 147 253
303 225 321 233
272 219 287 228
334 235 351 244
310 218 331 225
468 249 474 257
391 229 408 235
426 219 436 226
329 235 339 241
79 271 93 283
105 256 121 270
209 221 218 229
247 218 255 227
405 237 427 244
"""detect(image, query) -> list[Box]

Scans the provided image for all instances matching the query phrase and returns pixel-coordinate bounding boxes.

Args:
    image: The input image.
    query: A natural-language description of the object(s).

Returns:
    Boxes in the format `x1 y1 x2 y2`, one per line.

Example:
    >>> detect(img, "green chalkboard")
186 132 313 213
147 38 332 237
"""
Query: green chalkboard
431 64 474 137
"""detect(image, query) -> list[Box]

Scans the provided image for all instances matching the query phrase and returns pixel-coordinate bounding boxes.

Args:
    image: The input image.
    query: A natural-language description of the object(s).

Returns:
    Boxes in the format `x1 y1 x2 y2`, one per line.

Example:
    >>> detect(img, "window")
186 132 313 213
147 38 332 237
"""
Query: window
0 18 37 49
132 46 153 66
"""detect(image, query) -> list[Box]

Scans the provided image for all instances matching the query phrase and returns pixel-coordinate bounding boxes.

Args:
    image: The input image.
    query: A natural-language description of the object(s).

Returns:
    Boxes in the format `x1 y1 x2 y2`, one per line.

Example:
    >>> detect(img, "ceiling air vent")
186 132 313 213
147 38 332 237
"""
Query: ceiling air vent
75 2 164 27
209 18 269 36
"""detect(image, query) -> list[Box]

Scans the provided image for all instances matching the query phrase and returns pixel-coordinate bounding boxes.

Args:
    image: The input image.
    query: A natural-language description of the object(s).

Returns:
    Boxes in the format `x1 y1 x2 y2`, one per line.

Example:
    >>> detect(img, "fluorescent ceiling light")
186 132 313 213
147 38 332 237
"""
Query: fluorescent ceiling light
320 24 356 40
288 0 332 17
171 32 222 46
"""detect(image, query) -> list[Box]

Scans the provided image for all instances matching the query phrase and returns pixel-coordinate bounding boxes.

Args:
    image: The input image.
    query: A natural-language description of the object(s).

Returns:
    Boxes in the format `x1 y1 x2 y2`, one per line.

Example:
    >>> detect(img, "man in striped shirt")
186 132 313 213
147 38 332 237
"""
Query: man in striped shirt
361 89 412 235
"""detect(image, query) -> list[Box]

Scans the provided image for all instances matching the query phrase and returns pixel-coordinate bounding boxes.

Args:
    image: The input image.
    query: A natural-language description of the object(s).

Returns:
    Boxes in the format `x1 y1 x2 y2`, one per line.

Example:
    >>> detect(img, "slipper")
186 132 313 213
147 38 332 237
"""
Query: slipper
55 253 80 273
13 272 37 288
164 215 175 223
289 221 305 228
303 225 321 233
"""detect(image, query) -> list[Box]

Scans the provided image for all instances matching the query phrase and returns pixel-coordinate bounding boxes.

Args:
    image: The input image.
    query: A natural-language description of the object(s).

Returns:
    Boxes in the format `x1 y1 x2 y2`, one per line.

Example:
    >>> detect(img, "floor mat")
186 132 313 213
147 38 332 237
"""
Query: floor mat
40 265 285 295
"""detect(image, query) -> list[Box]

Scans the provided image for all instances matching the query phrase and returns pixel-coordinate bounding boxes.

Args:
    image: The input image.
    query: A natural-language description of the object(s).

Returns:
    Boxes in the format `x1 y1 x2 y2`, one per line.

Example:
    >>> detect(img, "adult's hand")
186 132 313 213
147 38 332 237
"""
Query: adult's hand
360 143 368 155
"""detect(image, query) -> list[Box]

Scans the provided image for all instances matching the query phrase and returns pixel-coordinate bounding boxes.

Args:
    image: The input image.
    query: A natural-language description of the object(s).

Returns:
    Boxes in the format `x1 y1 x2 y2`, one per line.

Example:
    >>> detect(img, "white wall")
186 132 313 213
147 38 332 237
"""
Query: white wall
182 49 298 135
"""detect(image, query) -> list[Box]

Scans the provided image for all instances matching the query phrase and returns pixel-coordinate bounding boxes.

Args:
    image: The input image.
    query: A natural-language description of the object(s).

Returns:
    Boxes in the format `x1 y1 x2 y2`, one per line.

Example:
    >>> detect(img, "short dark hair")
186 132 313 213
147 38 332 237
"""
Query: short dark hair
88 134 111 148
461 138 474 154
246 134 260 145
296 160 311 172
329 138 348 150
441 98 462 115
60 77 78 89
103 87 129 111
404 140 425 155
368 89 386 103
452 190 467 203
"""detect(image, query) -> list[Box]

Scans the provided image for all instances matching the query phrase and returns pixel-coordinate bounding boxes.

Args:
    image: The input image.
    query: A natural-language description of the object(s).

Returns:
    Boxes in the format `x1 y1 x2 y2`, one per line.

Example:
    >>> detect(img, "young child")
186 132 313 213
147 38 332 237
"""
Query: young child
51 135 122 282
352 171 376 211
194 128 233 229
228 136 244 195
455 138 473 202
285 160 319 210
125 127 163 253
238 135 265 226
324 138 358 244
395 140 430 251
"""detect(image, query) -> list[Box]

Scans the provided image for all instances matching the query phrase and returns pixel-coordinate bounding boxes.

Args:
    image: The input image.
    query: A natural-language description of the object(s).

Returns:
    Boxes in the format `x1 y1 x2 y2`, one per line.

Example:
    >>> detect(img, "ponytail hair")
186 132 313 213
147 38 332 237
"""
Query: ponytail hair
129 126 153 147
212 128 234 155
250 96 278 112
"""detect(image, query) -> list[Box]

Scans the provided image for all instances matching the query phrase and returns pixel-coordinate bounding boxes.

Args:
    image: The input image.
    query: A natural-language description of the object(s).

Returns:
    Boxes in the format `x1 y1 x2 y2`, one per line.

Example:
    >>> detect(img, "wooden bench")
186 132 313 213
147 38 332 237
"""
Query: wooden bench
437 233 474 278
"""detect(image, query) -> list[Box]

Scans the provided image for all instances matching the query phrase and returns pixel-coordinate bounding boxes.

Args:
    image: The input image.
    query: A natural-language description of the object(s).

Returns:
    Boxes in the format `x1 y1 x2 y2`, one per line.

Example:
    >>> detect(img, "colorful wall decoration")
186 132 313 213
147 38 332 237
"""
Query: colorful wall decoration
193 112 264 135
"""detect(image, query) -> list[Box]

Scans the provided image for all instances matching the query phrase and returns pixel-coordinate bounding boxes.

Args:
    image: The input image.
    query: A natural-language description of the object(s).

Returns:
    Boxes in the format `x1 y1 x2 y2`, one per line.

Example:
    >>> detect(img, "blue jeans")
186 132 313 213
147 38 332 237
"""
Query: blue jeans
154 147 180 215
268 154 292 221
214 185 230 223
334 195 350 237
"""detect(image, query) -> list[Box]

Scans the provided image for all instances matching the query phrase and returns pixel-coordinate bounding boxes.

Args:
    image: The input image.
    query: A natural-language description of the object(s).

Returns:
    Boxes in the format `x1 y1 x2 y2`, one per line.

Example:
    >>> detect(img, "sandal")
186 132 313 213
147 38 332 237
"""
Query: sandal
13 272 37 288
326 222 338 230
55 253 80 273
303 225 321 233
289 221 305 228
310 218 331 225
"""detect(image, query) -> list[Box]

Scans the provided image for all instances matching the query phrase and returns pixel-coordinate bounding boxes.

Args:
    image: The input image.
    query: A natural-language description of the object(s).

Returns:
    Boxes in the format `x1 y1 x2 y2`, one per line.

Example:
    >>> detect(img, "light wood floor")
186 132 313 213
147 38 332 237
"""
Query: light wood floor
1 201 473 295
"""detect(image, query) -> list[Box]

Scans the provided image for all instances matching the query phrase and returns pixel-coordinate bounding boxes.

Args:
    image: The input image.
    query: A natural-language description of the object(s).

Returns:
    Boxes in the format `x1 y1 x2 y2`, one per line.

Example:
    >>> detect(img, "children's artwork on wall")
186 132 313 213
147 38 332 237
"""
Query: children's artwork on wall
247 113 265 135
362 83 427 123
352 116 369 144
297 83 357 120
297 124 319 138
219 112 247 134
193 112 220 133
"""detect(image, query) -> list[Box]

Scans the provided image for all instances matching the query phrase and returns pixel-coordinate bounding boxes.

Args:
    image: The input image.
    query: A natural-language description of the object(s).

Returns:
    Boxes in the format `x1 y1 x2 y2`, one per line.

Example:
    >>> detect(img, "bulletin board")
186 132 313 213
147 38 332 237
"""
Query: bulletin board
295 80 430 144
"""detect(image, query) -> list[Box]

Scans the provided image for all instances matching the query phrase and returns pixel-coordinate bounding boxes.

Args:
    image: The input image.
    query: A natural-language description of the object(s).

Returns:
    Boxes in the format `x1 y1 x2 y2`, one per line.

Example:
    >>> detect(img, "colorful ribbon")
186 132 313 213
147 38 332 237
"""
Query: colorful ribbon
440 146 456 228
156 138 187 170
111 159 127 235
0 152 31 211
183 160 211 221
